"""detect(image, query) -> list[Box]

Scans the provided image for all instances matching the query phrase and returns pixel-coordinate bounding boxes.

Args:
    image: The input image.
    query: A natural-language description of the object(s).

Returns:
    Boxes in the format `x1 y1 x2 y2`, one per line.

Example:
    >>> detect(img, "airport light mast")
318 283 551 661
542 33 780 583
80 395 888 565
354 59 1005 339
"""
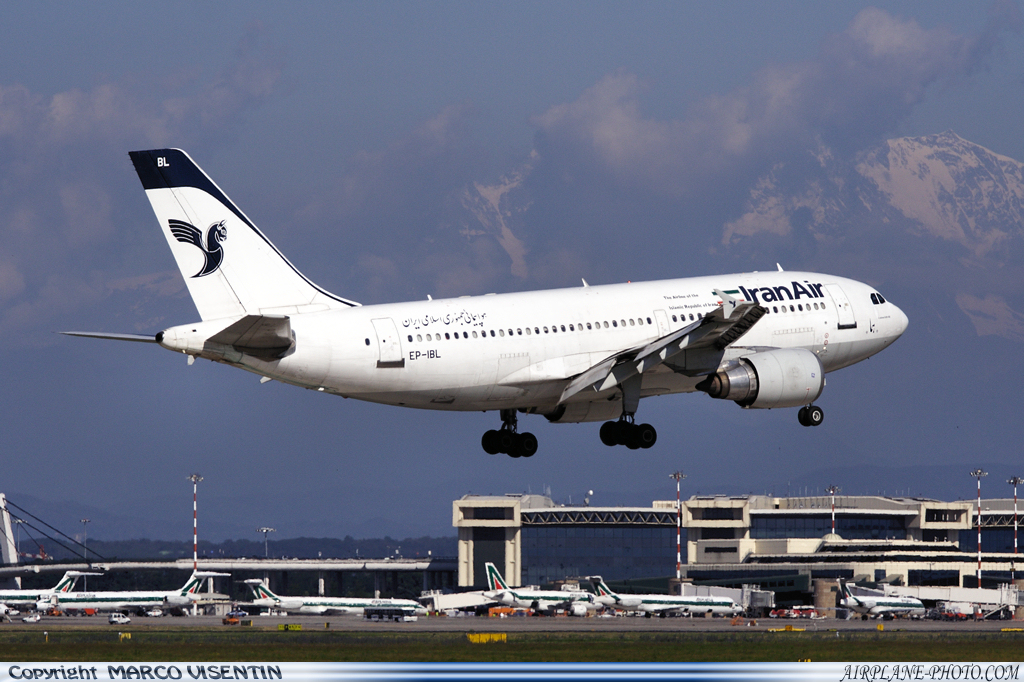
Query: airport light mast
670 471 686 581
187 473 203 571
80 518 90 590
970 469 987 586
1010 476 1023 583
826 485 841 536
257 527 276 558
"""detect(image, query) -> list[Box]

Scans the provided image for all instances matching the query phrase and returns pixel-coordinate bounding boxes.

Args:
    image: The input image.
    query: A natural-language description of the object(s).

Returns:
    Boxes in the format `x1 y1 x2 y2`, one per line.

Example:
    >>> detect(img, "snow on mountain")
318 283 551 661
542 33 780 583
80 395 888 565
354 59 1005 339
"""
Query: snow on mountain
857 131 1024 256
724 131 1024 256
722 131 1024 341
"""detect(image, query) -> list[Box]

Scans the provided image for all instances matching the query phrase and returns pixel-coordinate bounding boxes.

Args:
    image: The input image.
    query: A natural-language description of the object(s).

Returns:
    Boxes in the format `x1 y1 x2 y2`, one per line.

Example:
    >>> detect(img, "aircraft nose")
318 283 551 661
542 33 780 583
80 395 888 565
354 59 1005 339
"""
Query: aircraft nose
892 304 909 337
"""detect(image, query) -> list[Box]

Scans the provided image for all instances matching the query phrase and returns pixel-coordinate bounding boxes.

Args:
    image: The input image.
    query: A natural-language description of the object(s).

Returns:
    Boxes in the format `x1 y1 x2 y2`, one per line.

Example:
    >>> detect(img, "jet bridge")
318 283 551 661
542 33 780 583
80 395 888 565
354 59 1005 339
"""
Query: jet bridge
884 583 1021 616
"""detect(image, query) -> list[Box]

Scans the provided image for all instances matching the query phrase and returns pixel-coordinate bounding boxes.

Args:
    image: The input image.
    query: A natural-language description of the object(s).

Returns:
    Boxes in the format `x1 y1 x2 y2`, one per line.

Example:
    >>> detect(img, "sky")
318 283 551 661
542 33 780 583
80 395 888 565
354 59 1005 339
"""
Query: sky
2 2 1024 545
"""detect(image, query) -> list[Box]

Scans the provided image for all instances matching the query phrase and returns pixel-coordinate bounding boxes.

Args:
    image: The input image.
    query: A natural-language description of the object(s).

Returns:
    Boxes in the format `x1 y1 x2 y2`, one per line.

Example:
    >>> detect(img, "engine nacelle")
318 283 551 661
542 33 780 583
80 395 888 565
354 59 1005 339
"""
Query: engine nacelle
699 348 824 409
569 602 589 617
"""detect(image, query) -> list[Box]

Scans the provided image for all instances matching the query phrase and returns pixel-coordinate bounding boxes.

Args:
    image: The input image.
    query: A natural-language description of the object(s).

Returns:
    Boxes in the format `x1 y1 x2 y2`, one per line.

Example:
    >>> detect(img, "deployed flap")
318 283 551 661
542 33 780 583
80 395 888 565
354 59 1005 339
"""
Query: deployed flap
559 297 765 403
207 314 293 360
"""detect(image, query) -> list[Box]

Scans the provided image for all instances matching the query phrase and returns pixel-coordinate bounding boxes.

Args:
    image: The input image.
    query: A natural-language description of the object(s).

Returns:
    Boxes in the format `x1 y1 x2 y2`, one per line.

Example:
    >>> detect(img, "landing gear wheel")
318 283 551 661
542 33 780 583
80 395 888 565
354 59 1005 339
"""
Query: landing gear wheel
497 429 515 452
600 421 621 447
482 430 501 455
798 405 824 427
806 405 824 426
481 410 541 457
600 419 657 449
516 432 538 458
636 423 657 449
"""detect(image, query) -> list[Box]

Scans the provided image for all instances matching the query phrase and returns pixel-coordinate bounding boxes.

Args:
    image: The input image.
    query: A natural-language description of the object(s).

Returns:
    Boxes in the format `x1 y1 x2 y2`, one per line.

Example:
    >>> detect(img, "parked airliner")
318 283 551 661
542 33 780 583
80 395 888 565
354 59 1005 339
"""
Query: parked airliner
244 579 424 616
0 571 92 617
589 576 741 617
839 579 925 619
49 571 228 613
483 562 597 616
65 149 908 457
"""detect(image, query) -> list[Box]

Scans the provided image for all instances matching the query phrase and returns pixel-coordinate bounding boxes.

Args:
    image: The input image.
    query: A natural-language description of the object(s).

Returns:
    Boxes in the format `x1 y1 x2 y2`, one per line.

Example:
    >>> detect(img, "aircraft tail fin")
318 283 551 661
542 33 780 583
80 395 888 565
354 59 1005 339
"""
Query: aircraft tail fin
180 570 230 596
838 579 858 603
129 149 359 321
589 576 616 598
244 578 279 601
52 571 95 593
484 562 509 591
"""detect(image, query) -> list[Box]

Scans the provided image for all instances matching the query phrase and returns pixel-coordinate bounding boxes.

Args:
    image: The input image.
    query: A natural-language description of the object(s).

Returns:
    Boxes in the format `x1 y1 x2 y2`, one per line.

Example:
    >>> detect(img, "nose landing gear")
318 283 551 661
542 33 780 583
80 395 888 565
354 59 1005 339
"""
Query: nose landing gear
482 409 538 458
798 405 824 427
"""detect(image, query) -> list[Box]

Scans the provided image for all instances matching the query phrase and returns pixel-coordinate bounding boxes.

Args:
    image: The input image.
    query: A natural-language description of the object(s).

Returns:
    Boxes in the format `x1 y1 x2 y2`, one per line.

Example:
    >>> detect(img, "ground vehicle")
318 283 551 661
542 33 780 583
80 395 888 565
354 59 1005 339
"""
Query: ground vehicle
364 607 418 622
108 612 131 625
21 613 41 623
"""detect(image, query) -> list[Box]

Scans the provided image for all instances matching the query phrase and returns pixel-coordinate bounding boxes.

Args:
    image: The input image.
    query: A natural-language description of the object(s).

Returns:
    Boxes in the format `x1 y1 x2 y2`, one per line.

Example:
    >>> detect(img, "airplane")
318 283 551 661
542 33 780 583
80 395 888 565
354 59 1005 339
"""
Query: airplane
838 578 925 619
589 576 742 617
48 570 229 613
64 149 909 457
0 571 95 618
244 579 425 616
483 562 597 616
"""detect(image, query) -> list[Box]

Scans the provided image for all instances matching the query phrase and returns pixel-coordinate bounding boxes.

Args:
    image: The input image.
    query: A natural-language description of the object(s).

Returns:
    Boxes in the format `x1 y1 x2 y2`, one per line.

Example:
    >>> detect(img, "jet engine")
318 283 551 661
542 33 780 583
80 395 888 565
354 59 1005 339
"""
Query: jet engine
698 348 824 409
569 602 589 617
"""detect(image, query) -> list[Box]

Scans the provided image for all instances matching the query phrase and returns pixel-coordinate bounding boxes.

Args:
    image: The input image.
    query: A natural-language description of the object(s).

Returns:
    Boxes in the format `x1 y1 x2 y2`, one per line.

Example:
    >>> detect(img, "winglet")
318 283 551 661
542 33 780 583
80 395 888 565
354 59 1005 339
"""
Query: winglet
713 288 743 319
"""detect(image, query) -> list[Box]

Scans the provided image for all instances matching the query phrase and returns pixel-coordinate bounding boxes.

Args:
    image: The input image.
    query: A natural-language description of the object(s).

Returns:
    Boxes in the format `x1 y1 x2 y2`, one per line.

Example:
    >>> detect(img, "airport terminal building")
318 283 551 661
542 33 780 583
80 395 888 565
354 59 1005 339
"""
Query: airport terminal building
455 493 1024 591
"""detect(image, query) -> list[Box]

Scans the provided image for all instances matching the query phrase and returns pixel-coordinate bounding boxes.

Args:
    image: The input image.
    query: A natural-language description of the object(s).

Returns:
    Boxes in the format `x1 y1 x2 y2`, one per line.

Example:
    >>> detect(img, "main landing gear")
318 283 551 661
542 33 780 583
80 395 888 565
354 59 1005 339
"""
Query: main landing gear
598 375 657 450
482 409 538 458
798 405 824 427
599 416 657 450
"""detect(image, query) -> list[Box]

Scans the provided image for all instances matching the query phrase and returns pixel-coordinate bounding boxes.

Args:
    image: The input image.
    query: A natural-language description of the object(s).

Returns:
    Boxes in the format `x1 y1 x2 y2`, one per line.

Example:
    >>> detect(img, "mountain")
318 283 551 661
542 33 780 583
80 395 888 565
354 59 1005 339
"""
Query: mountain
720 131 1024 342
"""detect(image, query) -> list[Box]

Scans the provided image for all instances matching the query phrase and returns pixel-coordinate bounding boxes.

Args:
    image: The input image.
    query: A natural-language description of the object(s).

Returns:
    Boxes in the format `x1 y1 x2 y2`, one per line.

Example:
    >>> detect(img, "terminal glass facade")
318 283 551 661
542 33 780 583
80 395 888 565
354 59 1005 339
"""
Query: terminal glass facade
959 528 1017 554
750 514 907 540
521 525 678 585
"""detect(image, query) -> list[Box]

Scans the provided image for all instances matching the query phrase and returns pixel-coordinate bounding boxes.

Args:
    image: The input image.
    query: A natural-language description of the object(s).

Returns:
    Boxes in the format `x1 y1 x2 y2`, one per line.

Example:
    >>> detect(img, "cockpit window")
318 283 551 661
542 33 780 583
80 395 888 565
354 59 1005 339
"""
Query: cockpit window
870 293 887 305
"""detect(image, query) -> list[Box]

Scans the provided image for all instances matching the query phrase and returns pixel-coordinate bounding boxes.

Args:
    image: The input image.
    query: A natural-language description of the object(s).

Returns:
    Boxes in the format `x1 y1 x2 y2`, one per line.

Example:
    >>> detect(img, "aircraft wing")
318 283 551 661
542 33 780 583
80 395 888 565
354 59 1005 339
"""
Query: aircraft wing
559 290 765 404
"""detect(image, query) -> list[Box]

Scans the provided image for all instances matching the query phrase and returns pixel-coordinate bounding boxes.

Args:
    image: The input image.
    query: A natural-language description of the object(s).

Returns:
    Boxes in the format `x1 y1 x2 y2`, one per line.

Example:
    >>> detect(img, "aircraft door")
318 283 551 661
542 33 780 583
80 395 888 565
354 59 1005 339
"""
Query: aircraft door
654 310 671 335
822 284 857 330
371 318 405 368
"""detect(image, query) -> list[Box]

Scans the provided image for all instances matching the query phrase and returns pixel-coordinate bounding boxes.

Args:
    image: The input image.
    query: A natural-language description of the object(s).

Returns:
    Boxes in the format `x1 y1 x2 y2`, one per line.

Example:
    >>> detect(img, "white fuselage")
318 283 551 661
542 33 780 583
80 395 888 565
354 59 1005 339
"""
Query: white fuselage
598 593 742 616
485 588 598 613
161 271 907 420
841 595 925 618
252 596 424 616
52 590 192 612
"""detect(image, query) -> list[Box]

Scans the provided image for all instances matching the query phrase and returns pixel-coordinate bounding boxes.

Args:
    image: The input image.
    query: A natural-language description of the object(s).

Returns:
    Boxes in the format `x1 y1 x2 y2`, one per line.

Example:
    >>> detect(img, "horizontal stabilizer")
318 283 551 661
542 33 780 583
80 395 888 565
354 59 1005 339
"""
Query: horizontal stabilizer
59 331 157 343
207 315 293 360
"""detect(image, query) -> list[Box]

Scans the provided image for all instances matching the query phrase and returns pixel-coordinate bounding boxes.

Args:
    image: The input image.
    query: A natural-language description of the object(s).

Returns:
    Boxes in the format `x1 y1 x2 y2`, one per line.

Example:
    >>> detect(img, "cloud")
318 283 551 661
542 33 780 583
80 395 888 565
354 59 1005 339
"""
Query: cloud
0 28 282 345
529 7 1019 201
